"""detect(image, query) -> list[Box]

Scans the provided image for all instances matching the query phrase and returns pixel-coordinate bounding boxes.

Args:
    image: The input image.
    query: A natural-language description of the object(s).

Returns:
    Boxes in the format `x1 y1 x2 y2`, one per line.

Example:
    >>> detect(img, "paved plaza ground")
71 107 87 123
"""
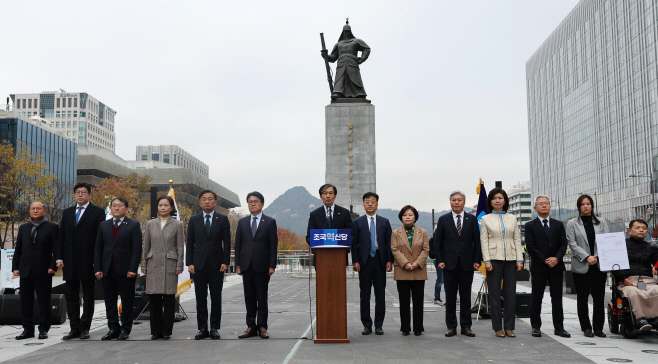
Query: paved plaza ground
1 271 657 363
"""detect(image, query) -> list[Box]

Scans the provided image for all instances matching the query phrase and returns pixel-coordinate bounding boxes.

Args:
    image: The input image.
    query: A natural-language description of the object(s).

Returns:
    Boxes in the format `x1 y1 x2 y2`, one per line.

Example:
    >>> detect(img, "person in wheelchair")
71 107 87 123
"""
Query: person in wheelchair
612 219 658 332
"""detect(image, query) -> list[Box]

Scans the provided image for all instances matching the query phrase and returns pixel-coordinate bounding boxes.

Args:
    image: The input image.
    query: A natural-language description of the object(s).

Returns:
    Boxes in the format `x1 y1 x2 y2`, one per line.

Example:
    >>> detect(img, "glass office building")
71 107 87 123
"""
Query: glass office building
527 0 658 232
0 108 78 191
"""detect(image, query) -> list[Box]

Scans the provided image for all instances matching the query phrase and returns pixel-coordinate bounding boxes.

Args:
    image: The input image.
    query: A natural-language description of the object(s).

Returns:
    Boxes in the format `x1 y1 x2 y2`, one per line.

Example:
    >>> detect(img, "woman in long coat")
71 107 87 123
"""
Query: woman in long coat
391 205 430 336
141 196 184 340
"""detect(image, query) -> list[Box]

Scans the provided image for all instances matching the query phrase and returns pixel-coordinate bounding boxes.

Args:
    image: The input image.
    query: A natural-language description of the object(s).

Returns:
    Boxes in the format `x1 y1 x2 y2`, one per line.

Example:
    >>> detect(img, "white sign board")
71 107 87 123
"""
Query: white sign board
1 249 20 290
596 232 630 272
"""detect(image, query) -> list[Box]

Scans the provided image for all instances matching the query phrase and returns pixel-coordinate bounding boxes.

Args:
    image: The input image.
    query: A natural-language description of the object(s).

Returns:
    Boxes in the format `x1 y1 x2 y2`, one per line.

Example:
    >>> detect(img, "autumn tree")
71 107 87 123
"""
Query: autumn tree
277 227 307 251
0 142 56 248
89 173 153 228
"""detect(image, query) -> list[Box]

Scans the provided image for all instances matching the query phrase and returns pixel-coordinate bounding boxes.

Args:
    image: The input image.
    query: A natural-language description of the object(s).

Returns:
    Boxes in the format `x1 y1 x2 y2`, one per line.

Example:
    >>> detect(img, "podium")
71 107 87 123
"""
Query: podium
310 229 351 344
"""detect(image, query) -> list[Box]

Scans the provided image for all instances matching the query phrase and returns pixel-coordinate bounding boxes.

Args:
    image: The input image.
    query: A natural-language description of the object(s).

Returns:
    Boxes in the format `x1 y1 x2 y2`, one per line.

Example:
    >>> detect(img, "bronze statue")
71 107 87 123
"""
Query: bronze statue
321 19 371 101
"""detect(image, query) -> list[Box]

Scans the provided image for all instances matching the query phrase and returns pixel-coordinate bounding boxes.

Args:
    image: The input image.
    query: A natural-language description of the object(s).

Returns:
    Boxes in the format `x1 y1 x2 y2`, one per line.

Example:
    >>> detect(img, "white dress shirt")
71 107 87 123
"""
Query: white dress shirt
538 216 550 228
203 211 214 227
250 212 263 229
75 202 90 220
452 210 465 229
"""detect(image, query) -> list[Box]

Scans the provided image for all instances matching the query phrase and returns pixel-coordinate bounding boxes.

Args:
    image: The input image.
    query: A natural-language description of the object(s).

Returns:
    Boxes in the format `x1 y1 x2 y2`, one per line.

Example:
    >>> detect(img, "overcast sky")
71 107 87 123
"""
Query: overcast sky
1 0 580 212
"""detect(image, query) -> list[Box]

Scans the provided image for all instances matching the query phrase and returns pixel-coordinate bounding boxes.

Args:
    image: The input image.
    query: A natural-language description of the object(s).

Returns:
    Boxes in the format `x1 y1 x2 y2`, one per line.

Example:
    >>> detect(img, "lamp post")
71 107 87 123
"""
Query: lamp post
628 174 656 232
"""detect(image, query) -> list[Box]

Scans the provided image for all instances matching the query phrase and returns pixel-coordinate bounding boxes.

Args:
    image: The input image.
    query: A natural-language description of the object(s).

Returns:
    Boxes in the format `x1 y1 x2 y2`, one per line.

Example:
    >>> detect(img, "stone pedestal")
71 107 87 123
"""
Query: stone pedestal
325 102 376 217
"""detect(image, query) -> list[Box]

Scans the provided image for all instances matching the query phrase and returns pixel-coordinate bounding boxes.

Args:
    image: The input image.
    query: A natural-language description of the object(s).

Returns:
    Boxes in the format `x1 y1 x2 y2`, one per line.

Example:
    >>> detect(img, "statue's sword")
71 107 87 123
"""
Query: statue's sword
320 33 334 94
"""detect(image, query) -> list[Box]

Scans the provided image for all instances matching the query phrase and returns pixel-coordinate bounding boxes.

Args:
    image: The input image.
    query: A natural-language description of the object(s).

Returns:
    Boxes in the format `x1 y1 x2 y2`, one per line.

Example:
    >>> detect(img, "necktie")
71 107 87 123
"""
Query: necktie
114 219 120 227
543 219 549 236
456 215 462 235
75 206 84 225
251 216 257 237
327 207 333 228
369 217 376 257
205 215 211 235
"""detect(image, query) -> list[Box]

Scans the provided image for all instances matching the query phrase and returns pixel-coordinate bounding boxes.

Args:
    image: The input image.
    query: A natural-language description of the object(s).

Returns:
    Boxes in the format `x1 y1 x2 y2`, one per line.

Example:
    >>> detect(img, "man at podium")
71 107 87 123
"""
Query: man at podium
306 184 354 259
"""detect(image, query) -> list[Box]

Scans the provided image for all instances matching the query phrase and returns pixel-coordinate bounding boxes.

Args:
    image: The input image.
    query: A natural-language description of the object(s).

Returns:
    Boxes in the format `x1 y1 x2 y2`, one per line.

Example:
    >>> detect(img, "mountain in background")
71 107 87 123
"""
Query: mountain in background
263 186 469 236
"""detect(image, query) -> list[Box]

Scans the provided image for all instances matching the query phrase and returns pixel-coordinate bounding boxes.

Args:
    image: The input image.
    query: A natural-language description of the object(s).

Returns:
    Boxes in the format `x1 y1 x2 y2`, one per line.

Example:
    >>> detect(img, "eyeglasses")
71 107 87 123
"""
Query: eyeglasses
74 191 88 195
363 199 377 204
536 203 550 207
200 198 215 202
247 200 261 205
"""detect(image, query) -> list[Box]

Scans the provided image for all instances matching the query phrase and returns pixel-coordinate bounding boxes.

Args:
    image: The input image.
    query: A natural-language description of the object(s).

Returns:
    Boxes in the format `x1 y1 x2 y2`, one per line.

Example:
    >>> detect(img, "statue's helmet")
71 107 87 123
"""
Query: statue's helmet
338 19 355 41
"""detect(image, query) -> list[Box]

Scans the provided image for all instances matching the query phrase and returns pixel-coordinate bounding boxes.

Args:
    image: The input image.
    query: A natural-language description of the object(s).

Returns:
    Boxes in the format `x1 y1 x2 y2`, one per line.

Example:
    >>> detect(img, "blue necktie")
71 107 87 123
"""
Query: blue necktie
75 206 84 225
114 219 120 227
369 216 376 257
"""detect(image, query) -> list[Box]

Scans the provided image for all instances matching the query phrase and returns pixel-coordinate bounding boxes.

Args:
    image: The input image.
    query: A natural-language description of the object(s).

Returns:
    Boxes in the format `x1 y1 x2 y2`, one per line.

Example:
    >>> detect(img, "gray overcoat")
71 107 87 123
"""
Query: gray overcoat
141 217 185 295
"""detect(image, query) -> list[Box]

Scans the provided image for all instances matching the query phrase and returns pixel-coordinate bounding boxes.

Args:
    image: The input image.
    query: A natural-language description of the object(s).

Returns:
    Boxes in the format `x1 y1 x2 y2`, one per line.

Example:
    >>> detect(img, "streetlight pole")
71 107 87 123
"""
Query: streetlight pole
629 174 656 233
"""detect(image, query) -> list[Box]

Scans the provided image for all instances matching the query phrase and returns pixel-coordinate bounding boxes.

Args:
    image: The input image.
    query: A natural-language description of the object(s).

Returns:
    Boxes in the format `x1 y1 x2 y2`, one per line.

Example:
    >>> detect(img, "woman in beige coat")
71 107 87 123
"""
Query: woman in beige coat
391 205 430 336
141 196 184 340
480 187 523 338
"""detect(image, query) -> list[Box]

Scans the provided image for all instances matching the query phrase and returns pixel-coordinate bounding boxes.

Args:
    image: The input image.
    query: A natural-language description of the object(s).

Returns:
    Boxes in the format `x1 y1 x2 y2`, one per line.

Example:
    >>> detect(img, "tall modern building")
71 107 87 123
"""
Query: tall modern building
9 91 116 152
507 181 532 243
527 0 658 231
0 106 78 190
135 145 209 177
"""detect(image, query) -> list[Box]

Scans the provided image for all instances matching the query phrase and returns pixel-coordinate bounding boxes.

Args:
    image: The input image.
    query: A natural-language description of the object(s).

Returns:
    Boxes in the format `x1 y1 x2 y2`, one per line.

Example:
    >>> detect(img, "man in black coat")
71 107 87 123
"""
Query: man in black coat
13 202 58 340
525 195 570 338
56 182 106 340
186 190 231 340
306 184 354 265
434 191 481 337
235 192 278 339
351 192 393 335
94 197 142 341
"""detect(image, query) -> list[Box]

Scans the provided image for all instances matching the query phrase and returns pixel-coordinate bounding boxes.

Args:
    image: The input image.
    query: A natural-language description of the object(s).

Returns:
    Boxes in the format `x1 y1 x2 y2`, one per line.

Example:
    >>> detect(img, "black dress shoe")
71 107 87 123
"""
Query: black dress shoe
401 331 410 336
210 329 221 340
38 331 48 340
583 329 594 338
554 329 571 338
532 328 542 337
195 330 210 340
101 330 120 341
362 327 372 335
62 331 80 341
413 331 422 336
375 327 384 335
117 332 129 340
445 328 457 337
79 329 90 340
16 330 35 340
593 330 606 338
151 335 162 340
163 335 171 340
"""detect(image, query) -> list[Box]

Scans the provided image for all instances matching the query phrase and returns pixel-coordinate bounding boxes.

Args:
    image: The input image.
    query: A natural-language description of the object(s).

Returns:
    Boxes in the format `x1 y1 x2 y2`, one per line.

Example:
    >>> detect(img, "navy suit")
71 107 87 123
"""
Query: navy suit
186 212 231 331
13 221 58 333
94 217 142 334
57 203 106 333
525 217 568 330
434 212 481 329
234 214 278 330
351 214 393 329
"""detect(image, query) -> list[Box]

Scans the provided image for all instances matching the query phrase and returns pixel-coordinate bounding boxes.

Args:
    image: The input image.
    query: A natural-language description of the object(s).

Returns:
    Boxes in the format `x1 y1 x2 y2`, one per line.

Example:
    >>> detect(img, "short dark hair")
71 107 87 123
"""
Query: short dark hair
156 196 177 217
246 191 265 204
73 182 92 194
576 194 600 225
362 192 379 202
398 205 419 223
486 187 509 213
629 219 648 229
319 184 337 196
198 190 217 200
111 196 129 209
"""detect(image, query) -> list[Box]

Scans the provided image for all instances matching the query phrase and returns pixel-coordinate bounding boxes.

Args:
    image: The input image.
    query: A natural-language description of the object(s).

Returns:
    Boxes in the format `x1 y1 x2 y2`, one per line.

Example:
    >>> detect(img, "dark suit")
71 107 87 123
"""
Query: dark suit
13 221 58 333
94 217 142 334
306 205 353 266
234 214 278 330
351 214 393 329
434 212 482 329
186 212 231 331
57 203 106 332
525 217 568 331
